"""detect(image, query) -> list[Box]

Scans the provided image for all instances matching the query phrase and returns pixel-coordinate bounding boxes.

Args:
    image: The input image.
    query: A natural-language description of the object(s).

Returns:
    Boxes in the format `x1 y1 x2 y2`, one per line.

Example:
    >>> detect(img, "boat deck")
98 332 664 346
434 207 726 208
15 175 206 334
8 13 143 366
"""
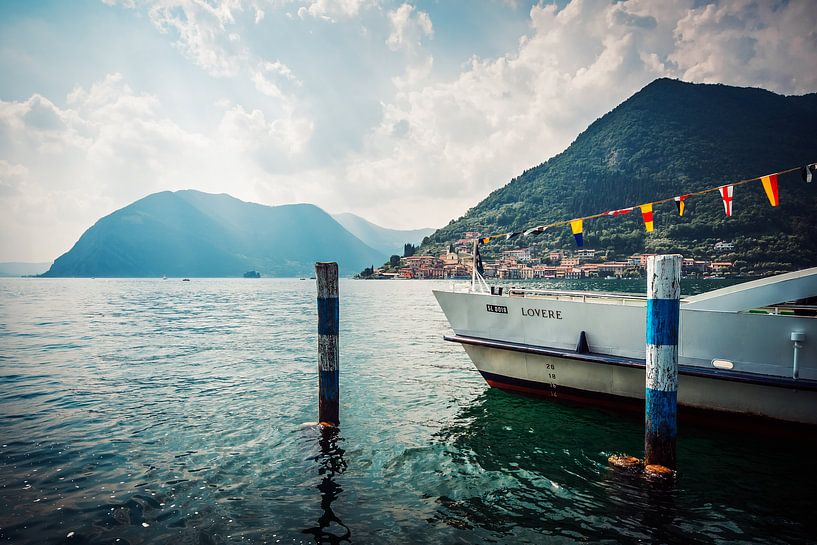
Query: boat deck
459 285 817 315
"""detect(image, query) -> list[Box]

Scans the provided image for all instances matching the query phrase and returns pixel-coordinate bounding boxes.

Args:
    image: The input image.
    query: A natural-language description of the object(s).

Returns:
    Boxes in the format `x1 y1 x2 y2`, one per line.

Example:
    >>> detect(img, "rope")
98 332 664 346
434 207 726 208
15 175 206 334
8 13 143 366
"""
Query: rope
478 164 812 244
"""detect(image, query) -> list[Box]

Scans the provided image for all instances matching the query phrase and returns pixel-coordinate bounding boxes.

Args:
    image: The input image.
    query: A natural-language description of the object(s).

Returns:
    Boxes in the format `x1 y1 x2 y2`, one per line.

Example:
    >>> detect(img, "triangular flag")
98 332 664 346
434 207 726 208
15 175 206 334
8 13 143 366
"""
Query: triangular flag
606 207 634 216
505 231 521 240
523 225 546 236
802 163 816 183
760 174 779 206
480 237 492 245
639 204 654 232
674 195 689 216
570 219 583 247
719 185 734 216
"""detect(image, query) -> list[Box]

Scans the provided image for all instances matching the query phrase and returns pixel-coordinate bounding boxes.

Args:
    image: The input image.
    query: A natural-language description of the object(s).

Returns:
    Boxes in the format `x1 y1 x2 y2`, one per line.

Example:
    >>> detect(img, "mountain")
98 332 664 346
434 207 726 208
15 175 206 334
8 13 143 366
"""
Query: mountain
0 262 52 277
43 190 387 277
332 212 435 256
422 79 817 274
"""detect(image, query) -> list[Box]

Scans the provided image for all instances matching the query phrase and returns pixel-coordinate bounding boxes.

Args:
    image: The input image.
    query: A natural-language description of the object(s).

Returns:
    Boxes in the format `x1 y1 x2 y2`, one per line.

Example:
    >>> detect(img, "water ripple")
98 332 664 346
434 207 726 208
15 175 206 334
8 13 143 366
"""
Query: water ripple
1 278 815 544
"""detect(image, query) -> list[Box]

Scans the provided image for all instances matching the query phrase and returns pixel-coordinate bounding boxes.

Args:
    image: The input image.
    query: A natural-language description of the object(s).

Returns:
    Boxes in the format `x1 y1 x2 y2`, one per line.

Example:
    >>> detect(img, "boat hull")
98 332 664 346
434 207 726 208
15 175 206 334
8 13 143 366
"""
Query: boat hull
454 338 817 425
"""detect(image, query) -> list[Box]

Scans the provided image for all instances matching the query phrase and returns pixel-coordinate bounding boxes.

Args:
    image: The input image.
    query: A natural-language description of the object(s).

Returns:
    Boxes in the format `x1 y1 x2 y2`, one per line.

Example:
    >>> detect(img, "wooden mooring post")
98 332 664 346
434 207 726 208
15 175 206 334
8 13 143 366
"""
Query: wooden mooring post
644 254 681 472
316 262 340 427
609 254 681 477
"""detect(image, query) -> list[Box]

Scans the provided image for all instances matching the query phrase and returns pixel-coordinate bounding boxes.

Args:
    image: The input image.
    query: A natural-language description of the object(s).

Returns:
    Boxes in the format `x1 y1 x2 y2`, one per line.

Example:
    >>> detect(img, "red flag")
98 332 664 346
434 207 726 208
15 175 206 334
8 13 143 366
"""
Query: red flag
719 185 734 216
606 207 634 216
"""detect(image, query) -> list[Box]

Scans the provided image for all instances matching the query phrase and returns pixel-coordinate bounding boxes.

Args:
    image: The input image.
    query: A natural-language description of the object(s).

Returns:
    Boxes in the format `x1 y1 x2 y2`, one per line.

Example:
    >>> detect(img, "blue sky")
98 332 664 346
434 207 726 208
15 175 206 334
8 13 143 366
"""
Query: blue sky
1 0 815 261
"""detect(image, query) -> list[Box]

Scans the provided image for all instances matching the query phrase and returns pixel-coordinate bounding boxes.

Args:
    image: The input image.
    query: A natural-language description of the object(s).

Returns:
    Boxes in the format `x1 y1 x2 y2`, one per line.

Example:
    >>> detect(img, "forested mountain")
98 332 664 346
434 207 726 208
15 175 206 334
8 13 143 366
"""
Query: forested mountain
43 190 386 277
421 79 817 274
332 212 435 256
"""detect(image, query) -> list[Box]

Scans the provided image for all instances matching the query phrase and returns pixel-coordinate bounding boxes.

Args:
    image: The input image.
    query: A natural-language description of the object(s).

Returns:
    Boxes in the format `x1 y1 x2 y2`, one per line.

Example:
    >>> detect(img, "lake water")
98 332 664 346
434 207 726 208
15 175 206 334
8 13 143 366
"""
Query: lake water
1 278 815 544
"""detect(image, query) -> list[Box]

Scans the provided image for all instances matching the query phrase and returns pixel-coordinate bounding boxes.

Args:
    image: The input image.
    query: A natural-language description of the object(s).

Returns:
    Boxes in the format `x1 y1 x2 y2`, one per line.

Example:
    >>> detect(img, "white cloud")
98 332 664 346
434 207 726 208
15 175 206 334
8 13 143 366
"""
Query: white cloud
251 60 301 99
386 3 433 52
670 0 817 93
144 0 248 77
298 0 375 22
218 101 313 156
0 73 313 260
0 160 28 197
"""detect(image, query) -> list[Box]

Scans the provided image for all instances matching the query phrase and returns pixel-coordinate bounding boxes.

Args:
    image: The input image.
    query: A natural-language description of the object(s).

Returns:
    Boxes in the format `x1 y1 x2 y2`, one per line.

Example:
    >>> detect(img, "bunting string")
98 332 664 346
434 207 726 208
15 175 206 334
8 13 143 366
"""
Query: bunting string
477 162 815 247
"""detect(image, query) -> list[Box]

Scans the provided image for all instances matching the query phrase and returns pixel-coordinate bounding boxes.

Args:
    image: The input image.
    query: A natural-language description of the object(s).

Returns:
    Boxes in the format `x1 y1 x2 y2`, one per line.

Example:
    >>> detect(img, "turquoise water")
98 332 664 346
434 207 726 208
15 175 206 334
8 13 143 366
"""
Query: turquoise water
0 278 814 544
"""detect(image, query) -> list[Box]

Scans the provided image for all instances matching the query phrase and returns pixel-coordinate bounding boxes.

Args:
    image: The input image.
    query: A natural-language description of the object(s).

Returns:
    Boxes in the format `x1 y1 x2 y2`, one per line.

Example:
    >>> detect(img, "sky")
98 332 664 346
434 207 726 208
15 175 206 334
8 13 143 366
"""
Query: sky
1 0 816 262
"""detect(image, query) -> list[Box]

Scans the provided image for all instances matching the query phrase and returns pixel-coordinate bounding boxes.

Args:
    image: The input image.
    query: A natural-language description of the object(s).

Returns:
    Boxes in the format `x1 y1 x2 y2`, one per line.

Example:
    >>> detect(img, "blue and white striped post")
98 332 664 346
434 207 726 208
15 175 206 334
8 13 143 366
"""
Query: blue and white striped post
316 262 339 427
645 254 681 470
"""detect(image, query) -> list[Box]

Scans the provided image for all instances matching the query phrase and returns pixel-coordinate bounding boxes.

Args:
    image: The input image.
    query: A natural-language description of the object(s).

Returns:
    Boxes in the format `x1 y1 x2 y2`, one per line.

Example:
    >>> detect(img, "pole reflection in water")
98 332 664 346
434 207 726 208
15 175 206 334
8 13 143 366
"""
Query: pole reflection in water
302 426 350 545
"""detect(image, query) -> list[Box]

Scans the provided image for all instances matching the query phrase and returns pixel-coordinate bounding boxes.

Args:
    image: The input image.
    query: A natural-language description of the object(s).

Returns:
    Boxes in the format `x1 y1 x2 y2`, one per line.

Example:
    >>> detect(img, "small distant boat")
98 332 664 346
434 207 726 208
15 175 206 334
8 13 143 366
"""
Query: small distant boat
182 278 190 282
162 275 167 280
300 278 306 280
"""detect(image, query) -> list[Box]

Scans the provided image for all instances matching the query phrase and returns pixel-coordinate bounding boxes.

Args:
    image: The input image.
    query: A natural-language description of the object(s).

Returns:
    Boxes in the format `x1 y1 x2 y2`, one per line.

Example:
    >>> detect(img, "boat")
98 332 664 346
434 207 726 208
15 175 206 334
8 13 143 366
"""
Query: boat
434 267 817 425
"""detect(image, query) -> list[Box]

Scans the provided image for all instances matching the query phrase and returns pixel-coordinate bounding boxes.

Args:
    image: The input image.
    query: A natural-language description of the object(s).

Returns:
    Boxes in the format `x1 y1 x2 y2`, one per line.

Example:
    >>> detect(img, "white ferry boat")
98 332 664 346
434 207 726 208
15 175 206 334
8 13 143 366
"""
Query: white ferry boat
434 267 817 425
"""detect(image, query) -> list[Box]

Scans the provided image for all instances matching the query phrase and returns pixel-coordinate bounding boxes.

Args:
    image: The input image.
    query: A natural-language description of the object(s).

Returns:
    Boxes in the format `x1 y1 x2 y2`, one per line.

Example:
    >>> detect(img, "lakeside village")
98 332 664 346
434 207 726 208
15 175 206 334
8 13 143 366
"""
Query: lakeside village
358 232 736 280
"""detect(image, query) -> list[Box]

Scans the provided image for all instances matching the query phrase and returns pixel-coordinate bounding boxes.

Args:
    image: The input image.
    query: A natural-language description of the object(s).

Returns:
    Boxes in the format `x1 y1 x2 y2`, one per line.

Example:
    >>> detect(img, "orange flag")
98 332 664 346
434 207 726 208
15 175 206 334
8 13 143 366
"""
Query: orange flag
640 204 654 232
761 174 779 206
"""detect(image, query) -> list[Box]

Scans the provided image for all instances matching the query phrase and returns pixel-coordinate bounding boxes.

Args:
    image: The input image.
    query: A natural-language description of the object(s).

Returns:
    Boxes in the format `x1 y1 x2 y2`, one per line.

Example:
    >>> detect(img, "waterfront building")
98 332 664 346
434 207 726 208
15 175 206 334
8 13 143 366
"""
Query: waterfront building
440 252 460 266
639 254 657 268
403 255 438 268
597 262 629 277
502 248 532 262
576 249 597 263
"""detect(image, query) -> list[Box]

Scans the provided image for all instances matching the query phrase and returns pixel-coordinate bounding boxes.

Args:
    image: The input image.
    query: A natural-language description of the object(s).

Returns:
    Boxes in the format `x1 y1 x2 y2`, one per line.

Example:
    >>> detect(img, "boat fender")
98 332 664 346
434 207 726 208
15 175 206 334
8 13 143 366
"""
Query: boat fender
576 331 590 354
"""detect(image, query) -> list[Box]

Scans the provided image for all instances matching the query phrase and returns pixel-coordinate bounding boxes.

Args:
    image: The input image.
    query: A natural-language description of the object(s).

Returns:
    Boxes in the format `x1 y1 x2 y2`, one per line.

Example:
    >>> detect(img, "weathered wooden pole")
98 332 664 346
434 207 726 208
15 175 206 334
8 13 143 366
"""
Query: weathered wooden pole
316 262 339 427
645 254 681 471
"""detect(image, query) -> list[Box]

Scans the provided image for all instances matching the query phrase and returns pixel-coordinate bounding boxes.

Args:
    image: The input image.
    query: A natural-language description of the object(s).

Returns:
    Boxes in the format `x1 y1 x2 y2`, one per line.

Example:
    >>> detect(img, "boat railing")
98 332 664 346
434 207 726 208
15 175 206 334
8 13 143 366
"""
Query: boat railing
751 304 817 317
505 287 649 305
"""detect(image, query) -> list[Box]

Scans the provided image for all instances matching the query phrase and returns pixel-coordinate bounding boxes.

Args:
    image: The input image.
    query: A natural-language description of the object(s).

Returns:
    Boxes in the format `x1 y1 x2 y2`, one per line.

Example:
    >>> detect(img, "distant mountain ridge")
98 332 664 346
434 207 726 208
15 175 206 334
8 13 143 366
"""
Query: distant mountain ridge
332 213 435 256
422 79 817 274
43 191 387 277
